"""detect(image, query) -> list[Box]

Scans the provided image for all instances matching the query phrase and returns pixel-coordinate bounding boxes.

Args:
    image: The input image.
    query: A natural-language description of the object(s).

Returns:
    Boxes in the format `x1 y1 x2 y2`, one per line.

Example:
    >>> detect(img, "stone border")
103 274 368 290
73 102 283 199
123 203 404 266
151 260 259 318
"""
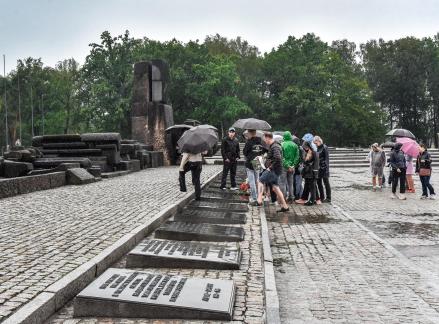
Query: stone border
259 206 281 324
3 168 222 324
333 204 439 294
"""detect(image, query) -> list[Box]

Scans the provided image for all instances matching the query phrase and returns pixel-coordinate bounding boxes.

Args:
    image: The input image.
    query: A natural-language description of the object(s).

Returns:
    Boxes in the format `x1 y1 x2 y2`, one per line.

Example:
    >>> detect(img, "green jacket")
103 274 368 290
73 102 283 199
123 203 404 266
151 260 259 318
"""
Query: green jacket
281 131 299 169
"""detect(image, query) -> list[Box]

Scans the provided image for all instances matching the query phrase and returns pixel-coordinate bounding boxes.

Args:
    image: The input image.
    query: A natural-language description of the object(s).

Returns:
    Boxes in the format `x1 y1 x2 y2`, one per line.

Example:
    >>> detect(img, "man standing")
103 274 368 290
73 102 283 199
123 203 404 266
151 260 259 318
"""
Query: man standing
279 131 299 202
389 142 407 200
257 132 289 212
220 127 241 190
243 129 264 202
369 143 386 191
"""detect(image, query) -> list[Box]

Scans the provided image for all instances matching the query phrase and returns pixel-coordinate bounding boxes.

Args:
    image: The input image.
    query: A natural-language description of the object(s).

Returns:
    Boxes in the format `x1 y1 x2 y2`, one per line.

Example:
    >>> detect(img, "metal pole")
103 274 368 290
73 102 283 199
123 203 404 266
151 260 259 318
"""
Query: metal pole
30 84 34 137
17 63 22 143
3 54 8 149
41 94 44 135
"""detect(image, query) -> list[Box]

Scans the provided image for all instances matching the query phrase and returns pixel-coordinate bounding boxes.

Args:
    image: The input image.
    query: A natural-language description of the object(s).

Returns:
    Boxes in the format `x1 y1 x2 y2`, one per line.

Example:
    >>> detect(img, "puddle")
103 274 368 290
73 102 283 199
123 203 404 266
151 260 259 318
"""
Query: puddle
266 212 350 224
362 220 439 240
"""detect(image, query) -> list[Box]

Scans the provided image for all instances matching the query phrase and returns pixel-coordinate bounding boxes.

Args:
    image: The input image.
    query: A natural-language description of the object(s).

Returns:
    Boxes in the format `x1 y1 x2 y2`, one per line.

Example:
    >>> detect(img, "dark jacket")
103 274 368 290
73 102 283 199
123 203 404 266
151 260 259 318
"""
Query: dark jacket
389 144 406 170
317 144 330 177
416 151 432 172
302 149 319 179
266 142 283 176
221 136 240 161
243 136 264 170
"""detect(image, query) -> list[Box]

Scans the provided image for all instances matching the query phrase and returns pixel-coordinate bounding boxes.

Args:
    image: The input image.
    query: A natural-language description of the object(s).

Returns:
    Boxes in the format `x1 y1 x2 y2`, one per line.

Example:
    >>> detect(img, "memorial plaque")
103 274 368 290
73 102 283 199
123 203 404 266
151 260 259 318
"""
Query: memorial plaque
126 239 241 269
74 268 235 320
200 194 244 202
175 208 246 224
189 200 248 213
155 222 245 242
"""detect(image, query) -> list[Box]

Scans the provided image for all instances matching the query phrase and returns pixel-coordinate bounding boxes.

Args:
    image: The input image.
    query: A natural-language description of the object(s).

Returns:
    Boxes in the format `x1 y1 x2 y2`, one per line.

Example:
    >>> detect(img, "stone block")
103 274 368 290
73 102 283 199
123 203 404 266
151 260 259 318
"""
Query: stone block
0 178 19 198
42 142 88 149
18 174 51 194
87 167 102 178
66 168 96 185
41 134 82 143
175 209 246 224
145 151 164 168
131 102 149 117
131 116 148 144
118 160 141 172
54 163 81 171
49 172 67 188
73 268 235 320
33 158 92 169
3 160 33 178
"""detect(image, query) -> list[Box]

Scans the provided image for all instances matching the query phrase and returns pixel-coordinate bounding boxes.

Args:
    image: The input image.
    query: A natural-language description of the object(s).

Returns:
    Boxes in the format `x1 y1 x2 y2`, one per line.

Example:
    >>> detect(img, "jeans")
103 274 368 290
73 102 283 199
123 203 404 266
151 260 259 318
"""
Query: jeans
246 168 259 201
179 161 202 199
420 175 435 197
317 176 331 201
221 161 237 188
391 168 406 194
301 178 317 202
279 168 295 200
294 173 303 200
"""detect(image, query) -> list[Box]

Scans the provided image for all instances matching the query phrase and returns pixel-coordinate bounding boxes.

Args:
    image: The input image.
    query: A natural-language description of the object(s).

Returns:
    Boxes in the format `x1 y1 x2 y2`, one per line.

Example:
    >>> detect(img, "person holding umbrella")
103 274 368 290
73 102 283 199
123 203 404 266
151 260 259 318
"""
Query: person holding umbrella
389 142 407 200
416 143 436 199
178 126 218 200
220 127 241 190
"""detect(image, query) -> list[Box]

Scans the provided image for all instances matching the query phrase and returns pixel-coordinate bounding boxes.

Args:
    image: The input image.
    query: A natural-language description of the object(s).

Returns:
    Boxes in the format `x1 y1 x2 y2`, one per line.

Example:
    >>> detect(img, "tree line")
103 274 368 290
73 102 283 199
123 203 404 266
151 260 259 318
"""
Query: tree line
1 31 439 148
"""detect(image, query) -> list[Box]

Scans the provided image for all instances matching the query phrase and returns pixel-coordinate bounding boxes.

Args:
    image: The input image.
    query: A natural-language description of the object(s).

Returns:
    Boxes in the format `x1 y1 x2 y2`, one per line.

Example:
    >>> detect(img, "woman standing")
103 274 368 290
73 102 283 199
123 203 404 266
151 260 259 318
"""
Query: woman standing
405 155 415 193
296 141 319 206
389 142 407 200
416 144 436 199
314 136 331 202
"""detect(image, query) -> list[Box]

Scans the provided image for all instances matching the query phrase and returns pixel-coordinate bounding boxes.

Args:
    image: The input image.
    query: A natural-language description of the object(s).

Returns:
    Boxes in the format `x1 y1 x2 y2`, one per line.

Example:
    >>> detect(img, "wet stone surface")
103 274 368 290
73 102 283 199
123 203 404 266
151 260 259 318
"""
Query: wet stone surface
175 208 247 224
271 167 439 323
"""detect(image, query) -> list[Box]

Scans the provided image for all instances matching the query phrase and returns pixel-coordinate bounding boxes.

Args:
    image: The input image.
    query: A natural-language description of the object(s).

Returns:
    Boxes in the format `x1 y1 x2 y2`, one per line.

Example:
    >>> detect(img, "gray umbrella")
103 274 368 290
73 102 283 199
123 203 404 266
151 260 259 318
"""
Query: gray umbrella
165 124 193 132
232 118 271 131
177 127 218 154
196 124 218 132
385 129 416 139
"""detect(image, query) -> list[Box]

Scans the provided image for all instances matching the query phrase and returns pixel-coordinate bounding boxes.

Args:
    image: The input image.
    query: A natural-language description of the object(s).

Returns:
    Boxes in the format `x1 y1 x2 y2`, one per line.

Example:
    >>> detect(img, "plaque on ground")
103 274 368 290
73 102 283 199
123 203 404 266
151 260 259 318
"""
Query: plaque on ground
155 222 245 242
74 268 235 320
200 194 244 202
189 200 248 213
126 239 241 269
175 208 246 224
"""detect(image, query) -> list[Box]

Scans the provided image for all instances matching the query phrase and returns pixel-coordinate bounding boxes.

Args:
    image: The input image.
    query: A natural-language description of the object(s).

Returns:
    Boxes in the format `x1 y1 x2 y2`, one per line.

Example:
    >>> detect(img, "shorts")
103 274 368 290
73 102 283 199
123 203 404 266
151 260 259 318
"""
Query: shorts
372 166 384 178
259 170 280 186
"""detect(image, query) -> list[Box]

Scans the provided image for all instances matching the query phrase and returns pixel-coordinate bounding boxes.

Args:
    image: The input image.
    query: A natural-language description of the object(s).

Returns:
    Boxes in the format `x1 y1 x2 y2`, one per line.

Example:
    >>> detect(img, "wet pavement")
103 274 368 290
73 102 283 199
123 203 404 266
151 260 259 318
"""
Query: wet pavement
268 167 439 323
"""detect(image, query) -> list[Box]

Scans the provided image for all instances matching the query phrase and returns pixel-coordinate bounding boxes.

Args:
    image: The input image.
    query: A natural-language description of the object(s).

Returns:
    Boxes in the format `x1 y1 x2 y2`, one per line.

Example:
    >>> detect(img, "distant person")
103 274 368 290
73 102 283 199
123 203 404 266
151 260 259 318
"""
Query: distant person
314 136 331 202
296 141 319 206
220 127 240 190
389 142 407 200
14 138 21 147
405 155 415 193
416 143 436 199
257 132 289 212
292 136 304 200
279 131 299 203
369 143 386 191
179 151 204 200
243 129 264 203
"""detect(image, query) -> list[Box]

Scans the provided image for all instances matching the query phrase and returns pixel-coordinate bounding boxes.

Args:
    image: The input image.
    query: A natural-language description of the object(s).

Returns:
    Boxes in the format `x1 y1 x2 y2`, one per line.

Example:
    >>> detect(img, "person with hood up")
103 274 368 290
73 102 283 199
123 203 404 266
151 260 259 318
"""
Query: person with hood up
220 127 241 190
389 142 407 200
314 136 331 202
369 143 386 191
296 141 320 206
292 136 304 200
416 143 436 199
302 133 317 152
279 131 299 202
243 129 265 203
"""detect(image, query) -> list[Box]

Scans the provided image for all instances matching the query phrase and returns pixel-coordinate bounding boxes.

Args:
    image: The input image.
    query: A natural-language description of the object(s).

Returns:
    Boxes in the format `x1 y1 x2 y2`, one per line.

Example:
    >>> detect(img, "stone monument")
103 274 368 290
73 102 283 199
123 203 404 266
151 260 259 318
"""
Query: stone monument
131 60 174 165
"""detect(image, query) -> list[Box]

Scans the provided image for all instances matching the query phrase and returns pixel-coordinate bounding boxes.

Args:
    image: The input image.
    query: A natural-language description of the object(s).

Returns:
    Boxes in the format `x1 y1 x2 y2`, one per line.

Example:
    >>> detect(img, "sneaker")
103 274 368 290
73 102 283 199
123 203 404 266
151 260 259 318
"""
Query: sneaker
398 194 407 200
220 187 226 190
323 198 331 203
391 193 398 199
430 194 436 200
230 187 238 191
276 207 290 213
420 195 428 200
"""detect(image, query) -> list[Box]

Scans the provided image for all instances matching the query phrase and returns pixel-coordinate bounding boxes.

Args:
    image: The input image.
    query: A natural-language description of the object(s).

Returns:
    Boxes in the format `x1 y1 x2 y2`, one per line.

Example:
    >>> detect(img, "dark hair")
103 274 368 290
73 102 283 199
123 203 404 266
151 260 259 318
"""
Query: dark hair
264 131 273 139
420 143 427 149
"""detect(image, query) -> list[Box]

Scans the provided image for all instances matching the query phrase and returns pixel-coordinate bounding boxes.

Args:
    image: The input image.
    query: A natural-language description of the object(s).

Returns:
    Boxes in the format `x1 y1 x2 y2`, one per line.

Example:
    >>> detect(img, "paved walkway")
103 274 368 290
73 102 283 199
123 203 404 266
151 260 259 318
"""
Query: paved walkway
0 165 221 322
268 168 439 323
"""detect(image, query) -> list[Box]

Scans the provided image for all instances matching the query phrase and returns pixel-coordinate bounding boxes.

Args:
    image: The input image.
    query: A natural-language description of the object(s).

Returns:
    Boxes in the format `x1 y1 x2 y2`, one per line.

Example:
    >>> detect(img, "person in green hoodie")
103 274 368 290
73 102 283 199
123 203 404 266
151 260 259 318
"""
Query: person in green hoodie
279 131 299 202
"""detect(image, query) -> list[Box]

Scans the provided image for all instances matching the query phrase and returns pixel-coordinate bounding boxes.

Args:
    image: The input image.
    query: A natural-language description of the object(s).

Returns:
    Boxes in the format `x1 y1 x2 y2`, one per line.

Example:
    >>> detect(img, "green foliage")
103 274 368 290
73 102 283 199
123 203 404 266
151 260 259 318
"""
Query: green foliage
4 30 439 148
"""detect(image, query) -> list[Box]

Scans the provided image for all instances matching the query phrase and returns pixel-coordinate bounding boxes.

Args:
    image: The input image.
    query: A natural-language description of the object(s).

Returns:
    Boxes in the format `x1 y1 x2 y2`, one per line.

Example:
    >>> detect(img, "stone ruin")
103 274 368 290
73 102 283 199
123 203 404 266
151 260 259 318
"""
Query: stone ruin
131 60 174 166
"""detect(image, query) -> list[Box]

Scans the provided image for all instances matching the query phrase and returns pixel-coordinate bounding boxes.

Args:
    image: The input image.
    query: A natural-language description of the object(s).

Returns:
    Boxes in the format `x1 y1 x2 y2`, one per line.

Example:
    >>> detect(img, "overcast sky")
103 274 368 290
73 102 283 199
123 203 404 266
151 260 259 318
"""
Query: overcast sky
1 0 438 73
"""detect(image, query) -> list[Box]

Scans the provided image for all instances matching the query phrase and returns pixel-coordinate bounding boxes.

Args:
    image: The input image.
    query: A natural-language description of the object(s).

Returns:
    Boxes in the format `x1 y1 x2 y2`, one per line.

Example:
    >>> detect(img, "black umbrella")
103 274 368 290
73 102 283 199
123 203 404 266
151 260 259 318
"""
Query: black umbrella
165 124 193 132
385 129 416 139
177 127 218 154
232 118 271 131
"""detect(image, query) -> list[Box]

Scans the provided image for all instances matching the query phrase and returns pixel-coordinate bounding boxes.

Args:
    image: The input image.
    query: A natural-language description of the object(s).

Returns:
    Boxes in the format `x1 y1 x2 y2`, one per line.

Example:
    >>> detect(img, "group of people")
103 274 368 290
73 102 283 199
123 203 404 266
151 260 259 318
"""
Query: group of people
220 127 331 212
368 142 436 200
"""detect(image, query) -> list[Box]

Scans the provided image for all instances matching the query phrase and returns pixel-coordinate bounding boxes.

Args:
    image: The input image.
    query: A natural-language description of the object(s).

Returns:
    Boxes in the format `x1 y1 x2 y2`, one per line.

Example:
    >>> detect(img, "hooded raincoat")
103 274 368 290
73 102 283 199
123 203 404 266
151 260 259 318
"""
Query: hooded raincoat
281 131 299 169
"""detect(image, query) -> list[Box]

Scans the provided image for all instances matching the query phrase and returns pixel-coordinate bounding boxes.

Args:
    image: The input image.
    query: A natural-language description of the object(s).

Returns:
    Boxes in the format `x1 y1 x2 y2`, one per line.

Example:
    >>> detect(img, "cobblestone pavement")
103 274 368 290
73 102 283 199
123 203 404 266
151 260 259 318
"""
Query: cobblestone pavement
47 176 265 324
268 168 439 323
0 165 221 322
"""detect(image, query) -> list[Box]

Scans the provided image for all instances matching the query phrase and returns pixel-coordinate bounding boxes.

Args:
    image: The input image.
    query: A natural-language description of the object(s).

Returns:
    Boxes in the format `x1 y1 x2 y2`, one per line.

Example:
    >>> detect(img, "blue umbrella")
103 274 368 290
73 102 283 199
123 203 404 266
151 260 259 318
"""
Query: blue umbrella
302 133 317 151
